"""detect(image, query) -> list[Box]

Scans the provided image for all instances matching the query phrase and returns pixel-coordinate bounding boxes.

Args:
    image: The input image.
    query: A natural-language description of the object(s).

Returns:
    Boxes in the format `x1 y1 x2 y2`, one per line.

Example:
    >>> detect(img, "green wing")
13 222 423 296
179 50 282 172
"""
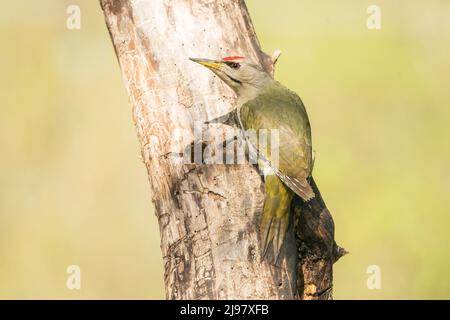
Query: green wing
239 82 315 201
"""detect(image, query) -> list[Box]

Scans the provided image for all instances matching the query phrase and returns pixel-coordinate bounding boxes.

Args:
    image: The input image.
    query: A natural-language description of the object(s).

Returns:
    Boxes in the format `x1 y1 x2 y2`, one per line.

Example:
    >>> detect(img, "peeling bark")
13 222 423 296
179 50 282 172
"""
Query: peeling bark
100 0 343 300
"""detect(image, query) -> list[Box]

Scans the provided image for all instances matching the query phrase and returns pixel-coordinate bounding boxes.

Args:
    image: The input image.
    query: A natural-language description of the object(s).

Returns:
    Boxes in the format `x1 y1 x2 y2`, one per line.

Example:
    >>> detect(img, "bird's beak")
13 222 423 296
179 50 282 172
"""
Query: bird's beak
189 57 223 70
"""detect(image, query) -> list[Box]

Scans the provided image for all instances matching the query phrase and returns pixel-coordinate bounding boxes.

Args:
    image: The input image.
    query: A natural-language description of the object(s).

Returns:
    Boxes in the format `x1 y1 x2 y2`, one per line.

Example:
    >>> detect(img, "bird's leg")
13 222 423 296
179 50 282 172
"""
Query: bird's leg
203 134 248 165
185 132 257 166
204 110 238 127
178 115 258 166
181 134 245 165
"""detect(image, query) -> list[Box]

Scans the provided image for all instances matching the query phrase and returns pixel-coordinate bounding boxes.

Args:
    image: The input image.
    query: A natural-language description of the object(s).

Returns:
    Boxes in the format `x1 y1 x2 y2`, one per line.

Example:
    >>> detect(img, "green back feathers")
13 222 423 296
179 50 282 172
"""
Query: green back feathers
239 82 315 261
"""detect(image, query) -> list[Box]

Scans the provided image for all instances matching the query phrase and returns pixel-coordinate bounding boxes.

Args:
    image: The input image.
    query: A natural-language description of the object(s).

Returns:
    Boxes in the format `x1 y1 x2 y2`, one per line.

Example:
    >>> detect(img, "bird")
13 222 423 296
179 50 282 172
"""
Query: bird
190 55 315 262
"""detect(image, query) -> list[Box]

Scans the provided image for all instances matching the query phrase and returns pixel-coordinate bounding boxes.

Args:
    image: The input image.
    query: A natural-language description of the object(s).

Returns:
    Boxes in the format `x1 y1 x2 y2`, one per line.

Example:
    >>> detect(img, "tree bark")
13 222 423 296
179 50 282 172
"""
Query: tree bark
100 0 344 300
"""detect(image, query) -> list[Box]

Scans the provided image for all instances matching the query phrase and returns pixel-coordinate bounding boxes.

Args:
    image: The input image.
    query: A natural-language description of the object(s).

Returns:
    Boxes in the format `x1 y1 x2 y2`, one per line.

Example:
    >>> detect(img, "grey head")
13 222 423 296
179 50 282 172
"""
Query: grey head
190 55 273 102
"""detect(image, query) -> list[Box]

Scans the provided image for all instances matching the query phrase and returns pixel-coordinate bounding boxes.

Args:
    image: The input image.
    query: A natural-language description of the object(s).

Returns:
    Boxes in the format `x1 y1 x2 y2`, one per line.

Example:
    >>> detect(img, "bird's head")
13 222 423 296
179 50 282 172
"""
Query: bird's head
190 56 272 96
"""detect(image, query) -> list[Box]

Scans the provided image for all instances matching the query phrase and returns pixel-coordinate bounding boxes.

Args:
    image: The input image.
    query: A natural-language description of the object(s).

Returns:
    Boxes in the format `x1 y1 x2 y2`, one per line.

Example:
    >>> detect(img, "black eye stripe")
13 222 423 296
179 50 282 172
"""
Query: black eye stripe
224 61 241 69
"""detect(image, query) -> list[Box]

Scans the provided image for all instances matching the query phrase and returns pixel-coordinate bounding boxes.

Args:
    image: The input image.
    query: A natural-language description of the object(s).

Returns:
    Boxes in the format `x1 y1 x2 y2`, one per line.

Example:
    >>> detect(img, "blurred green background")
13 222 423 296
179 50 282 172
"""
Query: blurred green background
0 0 449 299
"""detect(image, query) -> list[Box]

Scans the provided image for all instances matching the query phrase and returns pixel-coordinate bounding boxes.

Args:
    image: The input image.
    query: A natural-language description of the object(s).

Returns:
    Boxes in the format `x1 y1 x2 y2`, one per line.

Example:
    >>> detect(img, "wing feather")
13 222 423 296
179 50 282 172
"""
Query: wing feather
239 83 315 201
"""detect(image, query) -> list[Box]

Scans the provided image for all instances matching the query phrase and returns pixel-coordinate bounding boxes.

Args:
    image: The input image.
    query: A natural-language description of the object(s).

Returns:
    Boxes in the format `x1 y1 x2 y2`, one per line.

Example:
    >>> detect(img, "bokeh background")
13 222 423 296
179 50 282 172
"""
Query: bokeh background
1 0 449 299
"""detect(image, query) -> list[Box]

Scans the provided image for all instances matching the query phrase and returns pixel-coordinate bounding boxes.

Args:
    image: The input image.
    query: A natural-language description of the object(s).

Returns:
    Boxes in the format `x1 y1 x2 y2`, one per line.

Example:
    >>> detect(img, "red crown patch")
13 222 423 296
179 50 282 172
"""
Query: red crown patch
222 56 245 61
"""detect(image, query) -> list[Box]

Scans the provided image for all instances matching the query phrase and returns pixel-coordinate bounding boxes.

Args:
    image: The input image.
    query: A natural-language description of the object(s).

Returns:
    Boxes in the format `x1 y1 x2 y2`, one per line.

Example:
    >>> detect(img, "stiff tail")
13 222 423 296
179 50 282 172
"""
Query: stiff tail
259 175 294 263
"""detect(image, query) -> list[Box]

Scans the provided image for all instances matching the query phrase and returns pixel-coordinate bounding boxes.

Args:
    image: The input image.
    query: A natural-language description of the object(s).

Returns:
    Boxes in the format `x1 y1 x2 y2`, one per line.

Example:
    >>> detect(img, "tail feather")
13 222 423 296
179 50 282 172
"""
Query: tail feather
273 213 288 261
260 213 274 258
259 175 294 262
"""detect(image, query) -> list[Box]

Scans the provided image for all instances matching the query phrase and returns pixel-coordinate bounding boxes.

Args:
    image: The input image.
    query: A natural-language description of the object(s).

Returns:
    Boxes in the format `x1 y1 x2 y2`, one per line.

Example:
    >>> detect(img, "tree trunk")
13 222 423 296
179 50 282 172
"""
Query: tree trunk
100 0 344 300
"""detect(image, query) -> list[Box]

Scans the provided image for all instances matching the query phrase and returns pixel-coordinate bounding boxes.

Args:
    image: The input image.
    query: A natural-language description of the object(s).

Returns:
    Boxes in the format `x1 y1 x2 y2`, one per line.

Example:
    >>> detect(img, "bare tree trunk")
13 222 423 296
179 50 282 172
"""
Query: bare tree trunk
100 0 344 300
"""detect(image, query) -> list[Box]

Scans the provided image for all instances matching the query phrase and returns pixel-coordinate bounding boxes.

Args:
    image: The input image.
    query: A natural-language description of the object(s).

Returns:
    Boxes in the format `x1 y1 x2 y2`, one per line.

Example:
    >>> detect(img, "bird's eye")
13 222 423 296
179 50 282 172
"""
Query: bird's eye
230 62 240 69
226 62 241 69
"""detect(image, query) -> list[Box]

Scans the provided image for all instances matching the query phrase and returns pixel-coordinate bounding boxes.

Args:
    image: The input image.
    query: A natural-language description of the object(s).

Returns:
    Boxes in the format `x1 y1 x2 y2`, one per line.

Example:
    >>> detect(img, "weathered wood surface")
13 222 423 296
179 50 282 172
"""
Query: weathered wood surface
100 0 343 300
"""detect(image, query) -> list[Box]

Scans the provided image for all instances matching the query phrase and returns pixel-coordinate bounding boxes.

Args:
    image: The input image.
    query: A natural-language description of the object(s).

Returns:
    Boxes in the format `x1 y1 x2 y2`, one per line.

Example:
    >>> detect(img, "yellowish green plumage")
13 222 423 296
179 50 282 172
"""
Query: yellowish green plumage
239 82 314 261
190 56 315 262
260 175 294 259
